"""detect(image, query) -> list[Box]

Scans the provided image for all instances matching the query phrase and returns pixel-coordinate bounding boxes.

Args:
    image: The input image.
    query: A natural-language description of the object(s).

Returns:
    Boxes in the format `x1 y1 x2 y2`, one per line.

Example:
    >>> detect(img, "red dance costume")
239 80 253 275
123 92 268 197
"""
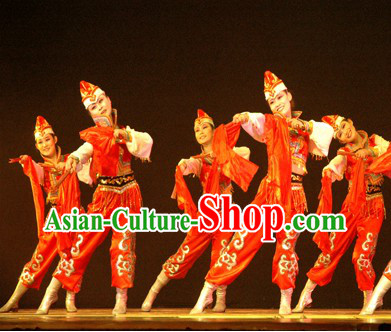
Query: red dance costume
191 71 333 315
310 130 389 291
142 111 258 313
19 117 82 290
358 142 391 314
54 82 153 293
54 125 152 291
366 144 391 284
163 116 257 280
163 154 236 279
206 111 332 289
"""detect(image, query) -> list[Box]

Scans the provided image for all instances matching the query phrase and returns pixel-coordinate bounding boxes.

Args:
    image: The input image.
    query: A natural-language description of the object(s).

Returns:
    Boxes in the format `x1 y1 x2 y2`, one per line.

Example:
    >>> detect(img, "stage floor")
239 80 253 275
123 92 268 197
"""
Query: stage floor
0 308 390 330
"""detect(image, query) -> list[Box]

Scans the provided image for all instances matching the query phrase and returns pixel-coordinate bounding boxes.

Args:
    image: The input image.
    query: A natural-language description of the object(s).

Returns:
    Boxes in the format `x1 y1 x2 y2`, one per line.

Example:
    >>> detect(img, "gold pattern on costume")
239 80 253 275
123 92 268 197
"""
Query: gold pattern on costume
366 192 383 202
291 174 303 182
362 233 374 251
99 181 137 194
31 250 44 271
289 131 308 173
282 230 299 251
330 232 336 251
220 239 228 256
20 267 35 285
55 254 75 277
176 245 190 264
119 231 135 251
164 245 190 276
232 230 248 250
278 254 298 281
116 254 132 277
71 234 84 257
99 174 134 186
315 253 331 268
357 254 375 278
366 185 382 194
358 233 377 278
215 246 237 271
117 145 132 176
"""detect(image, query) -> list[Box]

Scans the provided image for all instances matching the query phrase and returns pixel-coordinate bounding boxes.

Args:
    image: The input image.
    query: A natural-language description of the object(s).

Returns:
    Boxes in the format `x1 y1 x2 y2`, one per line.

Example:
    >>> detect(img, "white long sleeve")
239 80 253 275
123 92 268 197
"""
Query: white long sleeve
323 154 347 182
372 134 390 157
179 157 202 177
75 160 93 185
125 126 153 160
233 146 251 160
69 142 94 185
241 112 266 142
308 121 334 157
70 142 94 165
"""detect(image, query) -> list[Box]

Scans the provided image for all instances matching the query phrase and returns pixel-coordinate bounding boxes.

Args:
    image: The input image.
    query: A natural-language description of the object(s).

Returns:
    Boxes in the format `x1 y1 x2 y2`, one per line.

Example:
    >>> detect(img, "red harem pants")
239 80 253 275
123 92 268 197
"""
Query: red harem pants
384 261 391 281
18 208 79 290
54 181 142 292
162 226 233 279
19 232 59 290
307 194 384 291
206 183 306 290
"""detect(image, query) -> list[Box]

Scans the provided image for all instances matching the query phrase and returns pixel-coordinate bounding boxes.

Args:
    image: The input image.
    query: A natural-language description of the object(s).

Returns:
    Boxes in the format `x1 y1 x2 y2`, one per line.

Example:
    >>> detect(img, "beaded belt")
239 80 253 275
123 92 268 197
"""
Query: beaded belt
98 172 135 188
291 173 303 183
366 184 382 195
48 202 57 208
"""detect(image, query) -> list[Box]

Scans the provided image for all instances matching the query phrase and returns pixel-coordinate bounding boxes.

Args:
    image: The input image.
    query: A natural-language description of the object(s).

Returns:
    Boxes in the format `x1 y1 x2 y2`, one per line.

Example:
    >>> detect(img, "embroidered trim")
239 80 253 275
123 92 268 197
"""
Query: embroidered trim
98 173 135 187
98 180 138 194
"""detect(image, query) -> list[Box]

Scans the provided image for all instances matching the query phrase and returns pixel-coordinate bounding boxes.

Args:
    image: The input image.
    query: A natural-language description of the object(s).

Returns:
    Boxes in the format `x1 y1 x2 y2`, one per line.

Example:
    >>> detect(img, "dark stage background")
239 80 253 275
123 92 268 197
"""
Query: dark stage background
1 1 390 311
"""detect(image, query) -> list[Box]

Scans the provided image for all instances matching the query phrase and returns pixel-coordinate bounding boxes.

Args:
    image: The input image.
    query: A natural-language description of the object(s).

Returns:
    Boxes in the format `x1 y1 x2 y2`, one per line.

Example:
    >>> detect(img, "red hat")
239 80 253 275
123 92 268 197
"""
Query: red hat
80 80 105 109
322 115 345 138
264 70 287 100
34 116 54 140
194 109 214 127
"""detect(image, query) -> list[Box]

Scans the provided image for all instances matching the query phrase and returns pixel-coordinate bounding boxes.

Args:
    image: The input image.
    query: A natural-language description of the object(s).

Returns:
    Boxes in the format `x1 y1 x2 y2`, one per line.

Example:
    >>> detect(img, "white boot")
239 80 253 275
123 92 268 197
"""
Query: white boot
360 276 391 315
212 285 227 312
141 271 170 312
65 291 77 313
36 278 61 315
363 290 373 308
190 281 216 314
292 279 317 313
279 288 293 315
0 281 28 313
112 288 127 315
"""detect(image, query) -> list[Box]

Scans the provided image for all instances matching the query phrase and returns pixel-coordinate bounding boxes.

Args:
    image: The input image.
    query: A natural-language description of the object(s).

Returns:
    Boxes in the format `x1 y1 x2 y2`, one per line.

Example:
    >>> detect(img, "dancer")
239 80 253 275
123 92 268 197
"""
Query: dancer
36 81 153 315
191 71 333 315
294 115 389 313
142 109 258 312
360 143 391 315
0 116 83 313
